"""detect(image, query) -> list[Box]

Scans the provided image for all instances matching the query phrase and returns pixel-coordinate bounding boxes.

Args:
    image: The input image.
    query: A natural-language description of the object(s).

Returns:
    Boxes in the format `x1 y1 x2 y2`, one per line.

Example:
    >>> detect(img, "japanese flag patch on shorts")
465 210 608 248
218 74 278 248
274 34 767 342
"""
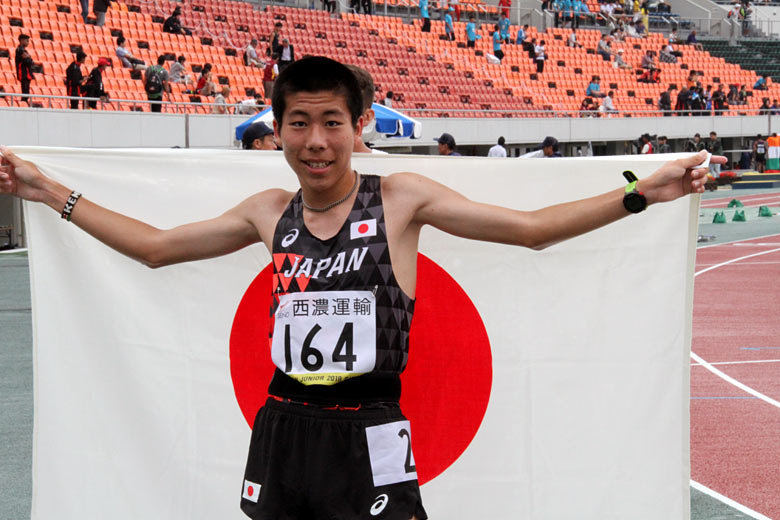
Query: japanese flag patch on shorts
243 480 261 503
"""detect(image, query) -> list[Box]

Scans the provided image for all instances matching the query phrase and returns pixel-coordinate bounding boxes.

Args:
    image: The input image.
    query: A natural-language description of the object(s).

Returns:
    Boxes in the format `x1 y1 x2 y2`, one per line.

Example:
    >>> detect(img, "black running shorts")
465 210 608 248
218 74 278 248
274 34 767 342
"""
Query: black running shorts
241 397 428 520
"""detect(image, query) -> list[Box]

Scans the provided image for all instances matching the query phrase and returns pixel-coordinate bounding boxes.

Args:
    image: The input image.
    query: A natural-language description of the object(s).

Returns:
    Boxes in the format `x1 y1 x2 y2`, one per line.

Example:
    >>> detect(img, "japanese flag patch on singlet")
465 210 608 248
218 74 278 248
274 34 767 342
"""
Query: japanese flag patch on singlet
270 290 377 386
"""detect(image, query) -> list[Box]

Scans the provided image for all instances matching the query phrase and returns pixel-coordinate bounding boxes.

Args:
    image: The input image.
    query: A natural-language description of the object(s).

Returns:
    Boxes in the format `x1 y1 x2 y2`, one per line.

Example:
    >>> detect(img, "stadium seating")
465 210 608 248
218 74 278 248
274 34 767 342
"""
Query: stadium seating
1 0 778 117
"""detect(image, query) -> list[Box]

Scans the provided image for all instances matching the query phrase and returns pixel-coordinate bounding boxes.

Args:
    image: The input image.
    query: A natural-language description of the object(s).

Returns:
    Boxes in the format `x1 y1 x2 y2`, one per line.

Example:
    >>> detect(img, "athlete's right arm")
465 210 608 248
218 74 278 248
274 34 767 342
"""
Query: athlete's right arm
0 147 272 268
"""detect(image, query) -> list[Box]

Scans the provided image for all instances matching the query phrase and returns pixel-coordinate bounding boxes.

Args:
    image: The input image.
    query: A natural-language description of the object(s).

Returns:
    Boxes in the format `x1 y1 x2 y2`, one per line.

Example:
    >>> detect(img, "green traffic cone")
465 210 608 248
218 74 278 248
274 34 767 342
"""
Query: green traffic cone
732 209 746 222
727 199 744 208
758 206 773 217
712 211 727 223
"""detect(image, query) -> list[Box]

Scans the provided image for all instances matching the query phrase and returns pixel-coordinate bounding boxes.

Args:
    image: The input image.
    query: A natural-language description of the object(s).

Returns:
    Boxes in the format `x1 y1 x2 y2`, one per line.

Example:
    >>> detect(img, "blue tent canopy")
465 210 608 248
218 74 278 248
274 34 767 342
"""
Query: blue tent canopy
235 103 421 141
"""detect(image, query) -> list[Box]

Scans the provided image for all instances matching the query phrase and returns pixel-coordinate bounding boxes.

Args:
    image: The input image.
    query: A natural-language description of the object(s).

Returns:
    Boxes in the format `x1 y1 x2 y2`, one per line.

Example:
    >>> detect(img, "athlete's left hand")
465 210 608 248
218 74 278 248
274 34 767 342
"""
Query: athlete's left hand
639 150 726 205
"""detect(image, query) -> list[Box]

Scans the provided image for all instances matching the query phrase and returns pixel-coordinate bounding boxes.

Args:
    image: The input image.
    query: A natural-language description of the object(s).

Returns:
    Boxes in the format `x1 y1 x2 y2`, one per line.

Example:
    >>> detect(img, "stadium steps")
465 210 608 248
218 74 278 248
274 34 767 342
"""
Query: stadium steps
700 38 780 83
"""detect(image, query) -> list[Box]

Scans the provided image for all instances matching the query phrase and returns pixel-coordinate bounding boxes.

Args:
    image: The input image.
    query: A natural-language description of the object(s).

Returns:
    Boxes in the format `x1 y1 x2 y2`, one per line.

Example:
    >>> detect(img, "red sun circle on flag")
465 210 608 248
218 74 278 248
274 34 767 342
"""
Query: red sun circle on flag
229 254 493 485
358 223 369 234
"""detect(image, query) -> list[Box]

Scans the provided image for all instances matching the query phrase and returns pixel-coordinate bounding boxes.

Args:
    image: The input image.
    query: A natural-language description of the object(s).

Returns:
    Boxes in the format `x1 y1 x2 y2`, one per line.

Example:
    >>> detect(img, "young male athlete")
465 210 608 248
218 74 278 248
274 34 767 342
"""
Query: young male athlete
0 56 721 520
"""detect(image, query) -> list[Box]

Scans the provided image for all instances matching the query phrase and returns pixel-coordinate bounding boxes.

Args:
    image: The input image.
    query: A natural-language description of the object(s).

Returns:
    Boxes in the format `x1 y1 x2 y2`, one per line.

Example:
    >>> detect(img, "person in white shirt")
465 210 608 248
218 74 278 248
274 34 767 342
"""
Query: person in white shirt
599 91 617 114
567 30 582 48
235 93 265 115
488 136 508 157
245 39 262 68
115 36 146 71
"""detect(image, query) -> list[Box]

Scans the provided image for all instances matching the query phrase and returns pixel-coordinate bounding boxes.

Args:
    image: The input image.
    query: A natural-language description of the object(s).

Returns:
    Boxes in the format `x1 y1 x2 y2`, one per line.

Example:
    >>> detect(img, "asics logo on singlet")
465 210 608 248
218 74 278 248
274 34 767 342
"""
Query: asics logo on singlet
281 228 299 248
370 494 389 516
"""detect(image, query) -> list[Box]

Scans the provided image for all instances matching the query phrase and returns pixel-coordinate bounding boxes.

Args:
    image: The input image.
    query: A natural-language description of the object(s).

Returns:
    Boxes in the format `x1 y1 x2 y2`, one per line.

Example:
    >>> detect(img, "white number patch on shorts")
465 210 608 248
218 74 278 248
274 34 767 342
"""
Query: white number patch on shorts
365 420 418 487
271 290 376 386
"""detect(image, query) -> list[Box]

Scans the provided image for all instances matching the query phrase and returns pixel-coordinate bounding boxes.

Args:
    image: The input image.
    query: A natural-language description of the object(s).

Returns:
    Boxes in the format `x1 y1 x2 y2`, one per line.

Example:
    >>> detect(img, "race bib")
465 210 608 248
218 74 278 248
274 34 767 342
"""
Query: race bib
271 290 376 385
365 420 418 487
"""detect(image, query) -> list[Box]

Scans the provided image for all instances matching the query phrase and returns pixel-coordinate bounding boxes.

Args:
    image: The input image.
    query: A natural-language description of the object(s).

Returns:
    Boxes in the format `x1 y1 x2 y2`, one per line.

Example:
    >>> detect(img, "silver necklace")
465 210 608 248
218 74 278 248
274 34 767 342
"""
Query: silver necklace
302 171 359 213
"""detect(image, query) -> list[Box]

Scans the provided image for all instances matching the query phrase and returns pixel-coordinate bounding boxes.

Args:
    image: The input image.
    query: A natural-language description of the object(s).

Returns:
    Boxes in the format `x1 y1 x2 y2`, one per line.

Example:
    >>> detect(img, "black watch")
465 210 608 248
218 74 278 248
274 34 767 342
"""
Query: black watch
622 170 647 214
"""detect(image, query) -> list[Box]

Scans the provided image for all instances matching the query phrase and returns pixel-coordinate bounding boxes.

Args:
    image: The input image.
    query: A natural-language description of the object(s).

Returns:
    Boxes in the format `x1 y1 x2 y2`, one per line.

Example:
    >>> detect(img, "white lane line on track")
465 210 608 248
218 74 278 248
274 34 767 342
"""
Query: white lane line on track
0 248 28 255
690 481 773 520
697 232 780 249
692 244 780 516
696 261 780 267
730 243 780 247
691 359 780 366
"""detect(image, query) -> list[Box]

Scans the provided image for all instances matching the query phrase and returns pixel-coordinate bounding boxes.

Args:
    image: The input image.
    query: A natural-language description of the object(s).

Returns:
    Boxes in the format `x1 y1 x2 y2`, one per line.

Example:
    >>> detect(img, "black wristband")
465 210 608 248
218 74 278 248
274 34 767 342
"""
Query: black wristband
61 191 82 222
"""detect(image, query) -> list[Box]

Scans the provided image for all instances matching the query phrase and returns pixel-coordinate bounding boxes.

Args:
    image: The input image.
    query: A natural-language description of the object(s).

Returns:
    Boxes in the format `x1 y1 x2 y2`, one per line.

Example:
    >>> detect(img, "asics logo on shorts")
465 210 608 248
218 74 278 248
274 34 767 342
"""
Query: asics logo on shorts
281 228 299 248
370 494 389 516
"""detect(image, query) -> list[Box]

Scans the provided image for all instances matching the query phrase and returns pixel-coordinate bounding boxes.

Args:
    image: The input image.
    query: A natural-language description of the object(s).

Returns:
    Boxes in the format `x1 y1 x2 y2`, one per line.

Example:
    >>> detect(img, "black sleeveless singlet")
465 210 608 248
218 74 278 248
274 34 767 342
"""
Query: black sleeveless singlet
266 174 415 405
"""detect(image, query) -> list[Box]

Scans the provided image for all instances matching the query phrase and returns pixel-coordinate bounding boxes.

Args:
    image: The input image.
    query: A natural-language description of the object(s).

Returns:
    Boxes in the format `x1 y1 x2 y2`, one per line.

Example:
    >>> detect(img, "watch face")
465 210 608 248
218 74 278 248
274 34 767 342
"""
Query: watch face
624 192 647 213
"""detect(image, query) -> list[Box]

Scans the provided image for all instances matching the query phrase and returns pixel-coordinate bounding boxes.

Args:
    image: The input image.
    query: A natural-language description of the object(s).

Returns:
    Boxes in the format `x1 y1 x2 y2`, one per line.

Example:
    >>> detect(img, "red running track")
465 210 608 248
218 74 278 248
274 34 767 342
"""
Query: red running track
700 192 780 209
692 234 780 518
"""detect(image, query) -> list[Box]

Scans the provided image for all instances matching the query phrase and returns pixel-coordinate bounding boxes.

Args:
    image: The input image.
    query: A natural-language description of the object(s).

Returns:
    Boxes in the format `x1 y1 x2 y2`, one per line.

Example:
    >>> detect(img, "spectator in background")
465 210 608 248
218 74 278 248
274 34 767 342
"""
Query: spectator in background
241 122 277 150
420 0 431 32
600 90 617 114
65 51 88 110
516 24 528 45
488 136 507 157
541 136 561 157
759 97 771 114
675 87 690 116
436 133 461 155
535 39 546 73
244 39 263 68
116 36 147 71
499 12 511 44
685 133 706 153
270 23 283 56
492 24 505 61
580 96 598 117
93 0 111 27
737 84 748 104
686 29 703 50
14 34 35 106
466 15 482 48
163 7 192 36
771 99 780 115
568 29 582 48
169 55 194 89
586 76 606 98
597 34 612 61
712 84 727 113
212 86 231 114
657 136 672 153
669 28 680 44
262 49 278 100
526 37 537 59
754 75 769 91
706 132 723 177
144 55 171 113
753 134 767 172
498 0 511 18
196 63 217 97
83 57 111 109
640 133 653 154
626 21 641 38
278 39 295 72
613 48 631 69
659 44 677 64
235 93 265 115
640 50 655 69
382 90 393 107
80 0 90 23
658 86 672 115
444 8 456 41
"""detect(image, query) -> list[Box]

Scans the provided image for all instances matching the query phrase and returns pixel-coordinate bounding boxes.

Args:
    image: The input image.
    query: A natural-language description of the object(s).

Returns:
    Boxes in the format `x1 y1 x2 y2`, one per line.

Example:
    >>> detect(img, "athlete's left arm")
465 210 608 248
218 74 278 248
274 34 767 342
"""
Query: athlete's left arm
396 150 722 250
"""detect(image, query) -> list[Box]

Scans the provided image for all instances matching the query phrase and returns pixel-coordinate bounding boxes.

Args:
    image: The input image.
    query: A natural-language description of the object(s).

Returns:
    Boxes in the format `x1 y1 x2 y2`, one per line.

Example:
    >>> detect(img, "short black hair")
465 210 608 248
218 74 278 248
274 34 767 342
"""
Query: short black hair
272 56 363 129
117 36 126 45
498 136 505 145
157 55 166 65
177 55 185 63
19 34 30 41
76 51 87 62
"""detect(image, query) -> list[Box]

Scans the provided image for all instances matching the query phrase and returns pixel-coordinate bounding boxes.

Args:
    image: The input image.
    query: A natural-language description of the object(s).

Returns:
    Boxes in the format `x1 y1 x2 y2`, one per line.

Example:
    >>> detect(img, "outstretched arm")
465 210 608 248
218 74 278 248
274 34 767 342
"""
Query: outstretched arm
0 147 274 268
401 150 721 250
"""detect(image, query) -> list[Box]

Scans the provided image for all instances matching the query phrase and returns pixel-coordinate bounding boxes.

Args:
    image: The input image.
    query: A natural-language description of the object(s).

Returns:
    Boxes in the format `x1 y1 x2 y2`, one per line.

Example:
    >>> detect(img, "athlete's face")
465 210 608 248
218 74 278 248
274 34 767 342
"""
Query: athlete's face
275 90 362 193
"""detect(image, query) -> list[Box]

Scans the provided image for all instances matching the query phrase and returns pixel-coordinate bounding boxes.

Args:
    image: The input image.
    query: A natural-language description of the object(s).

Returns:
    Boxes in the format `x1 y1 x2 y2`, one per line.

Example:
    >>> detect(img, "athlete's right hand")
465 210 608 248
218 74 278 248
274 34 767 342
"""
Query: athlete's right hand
0 147 54 203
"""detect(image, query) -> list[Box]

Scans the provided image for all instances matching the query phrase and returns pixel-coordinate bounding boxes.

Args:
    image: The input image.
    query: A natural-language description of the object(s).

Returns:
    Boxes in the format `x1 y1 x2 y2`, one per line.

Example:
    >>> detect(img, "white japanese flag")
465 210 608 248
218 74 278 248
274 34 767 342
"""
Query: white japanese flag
242 480 260 503
20 148 696 520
